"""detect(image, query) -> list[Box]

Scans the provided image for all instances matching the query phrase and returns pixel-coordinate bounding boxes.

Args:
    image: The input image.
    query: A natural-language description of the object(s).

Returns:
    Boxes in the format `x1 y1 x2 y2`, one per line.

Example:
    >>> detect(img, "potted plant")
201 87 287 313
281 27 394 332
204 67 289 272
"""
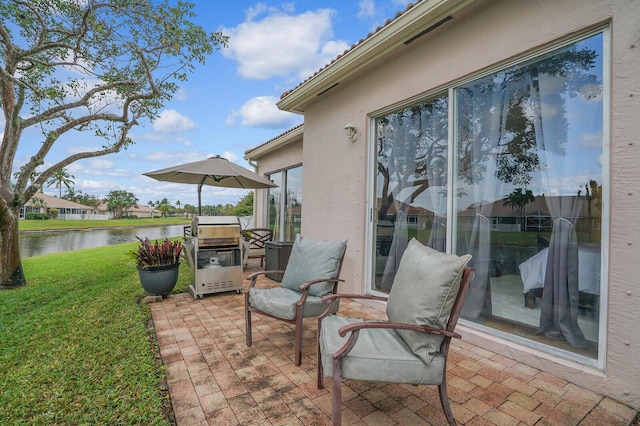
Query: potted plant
130 237 183 297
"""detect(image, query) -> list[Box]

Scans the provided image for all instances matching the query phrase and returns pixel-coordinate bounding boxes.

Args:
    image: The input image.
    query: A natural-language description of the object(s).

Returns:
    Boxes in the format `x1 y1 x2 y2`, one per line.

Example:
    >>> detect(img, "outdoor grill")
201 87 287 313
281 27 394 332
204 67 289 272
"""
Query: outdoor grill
185 216 243 298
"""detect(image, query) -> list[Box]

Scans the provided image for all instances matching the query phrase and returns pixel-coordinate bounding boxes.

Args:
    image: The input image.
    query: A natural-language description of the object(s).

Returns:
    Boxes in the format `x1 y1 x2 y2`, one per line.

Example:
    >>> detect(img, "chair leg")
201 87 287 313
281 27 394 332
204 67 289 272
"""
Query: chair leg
332 358 342 426
245 293 253 347
294 315 303 366
438 381 456 426
317 319 324 389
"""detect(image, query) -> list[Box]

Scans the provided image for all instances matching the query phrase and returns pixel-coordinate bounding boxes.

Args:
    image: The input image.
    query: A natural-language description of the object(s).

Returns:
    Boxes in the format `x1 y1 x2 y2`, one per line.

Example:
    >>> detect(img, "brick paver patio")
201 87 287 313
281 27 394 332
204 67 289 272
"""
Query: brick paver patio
150 260 637 425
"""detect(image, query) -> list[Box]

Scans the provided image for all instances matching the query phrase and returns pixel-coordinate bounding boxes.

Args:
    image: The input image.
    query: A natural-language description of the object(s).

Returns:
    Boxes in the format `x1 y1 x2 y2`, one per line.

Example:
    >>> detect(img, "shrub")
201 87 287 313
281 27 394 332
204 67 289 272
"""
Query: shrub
25 213 50 220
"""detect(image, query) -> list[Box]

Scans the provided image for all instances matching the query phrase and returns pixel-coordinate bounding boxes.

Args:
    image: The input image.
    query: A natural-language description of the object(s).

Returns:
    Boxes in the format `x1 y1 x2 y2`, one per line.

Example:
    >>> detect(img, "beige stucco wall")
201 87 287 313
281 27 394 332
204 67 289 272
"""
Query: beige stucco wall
293 0 639 409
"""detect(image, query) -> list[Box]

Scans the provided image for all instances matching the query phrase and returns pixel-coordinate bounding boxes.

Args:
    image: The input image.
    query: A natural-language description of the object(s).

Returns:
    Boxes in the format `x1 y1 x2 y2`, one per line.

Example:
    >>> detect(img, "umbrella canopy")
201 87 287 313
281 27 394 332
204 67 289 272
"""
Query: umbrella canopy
143 155 277 214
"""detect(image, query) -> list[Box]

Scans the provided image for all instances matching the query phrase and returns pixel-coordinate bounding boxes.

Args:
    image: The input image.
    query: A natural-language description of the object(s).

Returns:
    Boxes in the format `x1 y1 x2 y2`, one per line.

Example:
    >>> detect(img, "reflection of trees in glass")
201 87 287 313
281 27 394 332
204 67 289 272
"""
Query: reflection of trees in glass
502 188 535 231
580 179 602 241
458 45 599 188
376 43 599 225
377 97 448 219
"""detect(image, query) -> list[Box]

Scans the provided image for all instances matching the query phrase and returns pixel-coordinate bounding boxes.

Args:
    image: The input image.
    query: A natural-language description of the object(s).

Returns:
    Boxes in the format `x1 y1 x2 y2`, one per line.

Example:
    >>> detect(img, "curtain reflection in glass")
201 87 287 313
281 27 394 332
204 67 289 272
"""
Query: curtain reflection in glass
268 172 282 239
373 96 449 292
456 32 603 356
284 166 302 241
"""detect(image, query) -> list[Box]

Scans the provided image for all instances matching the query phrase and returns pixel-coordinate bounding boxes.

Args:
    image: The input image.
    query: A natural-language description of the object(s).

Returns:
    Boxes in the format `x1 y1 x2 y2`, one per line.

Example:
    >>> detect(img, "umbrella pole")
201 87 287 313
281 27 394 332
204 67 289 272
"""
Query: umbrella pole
198 183 203 216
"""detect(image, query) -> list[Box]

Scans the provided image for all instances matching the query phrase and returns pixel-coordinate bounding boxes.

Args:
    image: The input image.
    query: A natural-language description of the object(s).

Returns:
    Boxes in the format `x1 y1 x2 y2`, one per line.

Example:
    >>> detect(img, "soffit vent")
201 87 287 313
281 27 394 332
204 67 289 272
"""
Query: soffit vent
404 15 453 45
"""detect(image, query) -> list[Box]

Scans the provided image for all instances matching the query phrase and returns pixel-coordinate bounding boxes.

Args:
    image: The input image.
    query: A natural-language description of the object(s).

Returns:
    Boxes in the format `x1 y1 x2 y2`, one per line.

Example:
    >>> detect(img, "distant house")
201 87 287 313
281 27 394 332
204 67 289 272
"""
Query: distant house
95 202 160 219
245 0 639 410
20 192 103 220
126 204 161 218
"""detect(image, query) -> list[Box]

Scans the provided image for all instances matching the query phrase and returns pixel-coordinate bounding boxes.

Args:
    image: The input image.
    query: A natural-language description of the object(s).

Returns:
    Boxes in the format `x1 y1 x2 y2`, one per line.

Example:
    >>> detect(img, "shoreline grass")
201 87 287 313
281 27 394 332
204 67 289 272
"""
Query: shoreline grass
18 217 190 232
0 243 191 424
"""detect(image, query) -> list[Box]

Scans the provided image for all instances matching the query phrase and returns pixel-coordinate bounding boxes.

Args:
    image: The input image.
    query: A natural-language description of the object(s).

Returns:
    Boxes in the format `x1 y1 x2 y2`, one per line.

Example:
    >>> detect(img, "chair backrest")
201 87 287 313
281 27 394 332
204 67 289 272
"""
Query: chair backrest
386 239 472 365
242 228 273 250
280 234 348 297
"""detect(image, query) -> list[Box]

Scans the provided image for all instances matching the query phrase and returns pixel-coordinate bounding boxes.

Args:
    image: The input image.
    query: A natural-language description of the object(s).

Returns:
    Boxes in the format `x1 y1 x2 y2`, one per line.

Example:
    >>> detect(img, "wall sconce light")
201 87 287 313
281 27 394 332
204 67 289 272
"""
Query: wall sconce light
344 123 357 142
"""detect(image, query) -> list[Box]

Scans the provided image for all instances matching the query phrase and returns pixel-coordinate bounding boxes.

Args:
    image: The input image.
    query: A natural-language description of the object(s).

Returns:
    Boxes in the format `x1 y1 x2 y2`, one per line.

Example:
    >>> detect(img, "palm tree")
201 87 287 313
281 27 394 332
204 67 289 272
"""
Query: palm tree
503 188 535 231
47 168 75 198
30 196 47 214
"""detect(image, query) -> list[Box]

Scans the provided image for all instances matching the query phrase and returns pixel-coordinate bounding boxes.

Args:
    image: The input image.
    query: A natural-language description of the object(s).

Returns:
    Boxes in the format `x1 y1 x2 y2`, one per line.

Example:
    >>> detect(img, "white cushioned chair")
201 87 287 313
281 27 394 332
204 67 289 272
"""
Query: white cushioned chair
245 234 347 365
317 238 473 425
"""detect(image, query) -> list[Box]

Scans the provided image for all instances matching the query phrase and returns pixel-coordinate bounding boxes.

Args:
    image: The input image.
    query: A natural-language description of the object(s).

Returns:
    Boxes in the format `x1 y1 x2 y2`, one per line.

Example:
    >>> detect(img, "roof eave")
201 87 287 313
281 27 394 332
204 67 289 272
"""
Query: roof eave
244 124 304 160
276 0 474 114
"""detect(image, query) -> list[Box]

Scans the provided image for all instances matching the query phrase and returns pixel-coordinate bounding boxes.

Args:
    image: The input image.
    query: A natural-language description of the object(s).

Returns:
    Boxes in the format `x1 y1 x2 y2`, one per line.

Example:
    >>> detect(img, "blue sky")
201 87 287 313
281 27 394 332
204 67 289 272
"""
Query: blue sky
13 0 412 208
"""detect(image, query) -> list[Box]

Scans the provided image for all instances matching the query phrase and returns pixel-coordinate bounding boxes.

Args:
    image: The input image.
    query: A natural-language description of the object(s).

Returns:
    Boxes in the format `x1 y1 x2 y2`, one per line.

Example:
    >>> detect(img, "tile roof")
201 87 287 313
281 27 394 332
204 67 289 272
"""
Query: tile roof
26 192 93 210
244 123 303 156
279 1 422 100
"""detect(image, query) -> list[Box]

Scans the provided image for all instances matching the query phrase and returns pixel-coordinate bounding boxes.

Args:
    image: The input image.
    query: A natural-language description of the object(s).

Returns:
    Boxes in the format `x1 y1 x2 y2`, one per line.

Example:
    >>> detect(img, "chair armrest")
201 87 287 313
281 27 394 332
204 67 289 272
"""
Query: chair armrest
321 293 388 303
246 270 285 288
298 278 344 292
338 321 461 339
332 320 460 361
318 293 388 320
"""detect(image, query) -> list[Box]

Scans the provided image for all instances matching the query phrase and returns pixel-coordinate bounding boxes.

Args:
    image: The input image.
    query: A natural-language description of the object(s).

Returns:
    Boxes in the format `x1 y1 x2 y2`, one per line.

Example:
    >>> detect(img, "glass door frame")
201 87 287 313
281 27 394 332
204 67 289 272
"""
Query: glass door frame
364 26 610 368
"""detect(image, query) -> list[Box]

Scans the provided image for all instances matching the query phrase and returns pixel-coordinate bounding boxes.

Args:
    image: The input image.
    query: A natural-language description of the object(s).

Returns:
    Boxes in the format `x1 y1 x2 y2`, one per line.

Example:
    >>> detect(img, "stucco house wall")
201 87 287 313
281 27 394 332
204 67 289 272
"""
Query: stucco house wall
248 0 639 409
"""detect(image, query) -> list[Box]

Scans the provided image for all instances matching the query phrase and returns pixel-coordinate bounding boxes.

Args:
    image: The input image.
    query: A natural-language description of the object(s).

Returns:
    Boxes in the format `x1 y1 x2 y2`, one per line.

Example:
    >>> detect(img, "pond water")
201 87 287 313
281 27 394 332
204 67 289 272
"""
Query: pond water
19 225 186 259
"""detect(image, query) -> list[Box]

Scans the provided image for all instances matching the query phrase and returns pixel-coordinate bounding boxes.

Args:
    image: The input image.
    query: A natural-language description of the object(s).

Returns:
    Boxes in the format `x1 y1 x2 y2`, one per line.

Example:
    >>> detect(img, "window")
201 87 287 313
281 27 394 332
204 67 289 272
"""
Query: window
372 31 605 360
373 95 449 291
267 165 302 241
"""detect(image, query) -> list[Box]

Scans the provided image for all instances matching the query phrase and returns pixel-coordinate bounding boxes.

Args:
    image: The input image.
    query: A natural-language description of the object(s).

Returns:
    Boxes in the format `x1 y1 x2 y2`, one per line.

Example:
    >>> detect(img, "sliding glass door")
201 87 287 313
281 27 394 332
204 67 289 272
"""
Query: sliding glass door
371 30 605 361
267 165 302 241
372 96 449 292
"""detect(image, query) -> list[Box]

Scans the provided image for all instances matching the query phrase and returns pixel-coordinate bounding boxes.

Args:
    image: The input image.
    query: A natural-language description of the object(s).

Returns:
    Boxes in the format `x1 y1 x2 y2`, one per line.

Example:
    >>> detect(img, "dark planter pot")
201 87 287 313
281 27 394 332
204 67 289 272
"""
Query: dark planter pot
137 263 180 297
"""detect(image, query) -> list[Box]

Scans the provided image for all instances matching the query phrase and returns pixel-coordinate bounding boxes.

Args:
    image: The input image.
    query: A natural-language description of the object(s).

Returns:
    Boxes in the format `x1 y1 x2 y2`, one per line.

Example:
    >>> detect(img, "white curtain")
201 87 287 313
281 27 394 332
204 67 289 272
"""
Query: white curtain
530 71 587 348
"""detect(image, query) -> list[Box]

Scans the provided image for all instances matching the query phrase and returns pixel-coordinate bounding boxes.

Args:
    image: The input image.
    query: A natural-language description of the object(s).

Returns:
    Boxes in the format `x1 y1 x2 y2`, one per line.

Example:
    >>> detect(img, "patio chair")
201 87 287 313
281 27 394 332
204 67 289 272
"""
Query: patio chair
318 238 473 425
241 228 273 267
245 234 347 366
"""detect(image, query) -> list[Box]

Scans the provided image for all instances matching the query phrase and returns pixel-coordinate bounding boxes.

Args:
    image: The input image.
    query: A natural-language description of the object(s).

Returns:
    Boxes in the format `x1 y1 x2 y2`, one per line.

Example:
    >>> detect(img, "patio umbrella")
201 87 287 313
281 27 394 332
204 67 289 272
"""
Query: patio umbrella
143 155 277 215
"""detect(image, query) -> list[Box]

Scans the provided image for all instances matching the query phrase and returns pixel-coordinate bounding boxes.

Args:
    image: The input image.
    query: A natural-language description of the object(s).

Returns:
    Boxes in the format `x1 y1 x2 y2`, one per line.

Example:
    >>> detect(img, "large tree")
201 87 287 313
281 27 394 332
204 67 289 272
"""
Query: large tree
502 188 535 231
105 190 138 219
0 0 228 287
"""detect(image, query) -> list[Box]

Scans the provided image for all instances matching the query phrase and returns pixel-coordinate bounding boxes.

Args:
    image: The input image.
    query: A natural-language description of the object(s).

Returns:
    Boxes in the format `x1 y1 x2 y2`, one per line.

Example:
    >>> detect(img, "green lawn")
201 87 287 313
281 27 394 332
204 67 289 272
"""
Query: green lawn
19 217 190 232
0 243 191 424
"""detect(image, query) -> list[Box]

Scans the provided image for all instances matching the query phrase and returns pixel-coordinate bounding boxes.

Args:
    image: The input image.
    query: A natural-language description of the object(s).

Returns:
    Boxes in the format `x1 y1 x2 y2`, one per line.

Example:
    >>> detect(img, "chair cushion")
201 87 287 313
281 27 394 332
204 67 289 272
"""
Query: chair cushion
386 238 471 365
320 315 445 384
280 234 347 297
248 287 336 320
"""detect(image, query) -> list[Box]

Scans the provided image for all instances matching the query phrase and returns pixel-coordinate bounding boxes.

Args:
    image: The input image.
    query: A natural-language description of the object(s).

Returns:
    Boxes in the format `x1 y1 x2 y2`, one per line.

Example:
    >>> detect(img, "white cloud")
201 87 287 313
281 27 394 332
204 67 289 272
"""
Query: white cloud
581 131 603 149
221 8 349 81
357 0 376 19
173 87 188 101
221 151 238 163
225 110 239 127
88 158 115 170
151 109 196 134
245 2 268 21
66 145 100 155
234 96 297 128
141 150 205 165
357 0 413 31
66 159 130 178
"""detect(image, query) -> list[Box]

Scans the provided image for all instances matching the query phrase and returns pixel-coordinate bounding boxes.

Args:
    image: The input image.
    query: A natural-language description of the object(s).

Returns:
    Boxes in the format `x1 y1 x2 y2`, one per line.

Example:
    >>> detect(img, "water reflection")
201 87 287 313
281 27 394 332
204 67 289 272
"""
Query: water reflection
19 225 185 258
